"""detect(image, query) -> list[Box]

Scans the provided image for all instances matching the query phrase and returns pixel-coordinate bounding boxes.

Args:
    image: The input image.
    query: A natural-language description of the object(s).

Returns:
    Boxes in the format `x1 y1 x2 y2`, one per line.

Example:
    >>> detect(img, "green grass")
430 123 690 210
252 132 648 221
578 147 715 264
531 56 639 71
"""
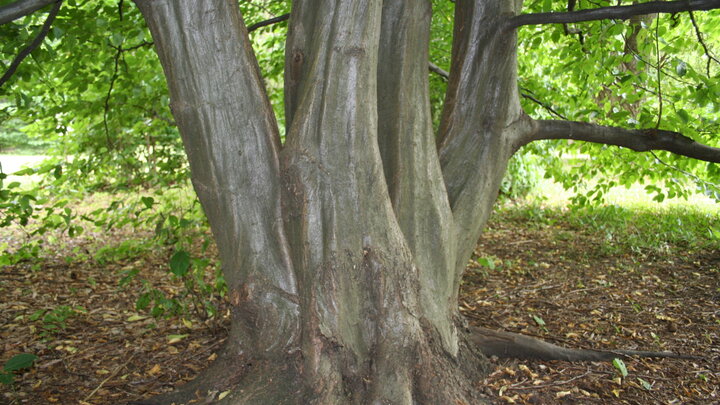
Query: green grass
529 178 718 213
0 147 49 156
497 179 720 254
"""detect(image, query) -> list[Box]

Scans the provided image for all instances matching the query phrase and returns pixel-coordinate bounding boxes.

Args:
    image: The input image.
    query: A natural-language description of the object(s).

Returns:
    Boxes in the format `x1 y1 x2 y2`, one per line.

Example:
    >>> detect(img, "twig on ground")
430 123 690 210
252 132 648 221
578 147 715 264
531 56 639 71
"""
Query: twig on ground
507 370 593 390
84 352 137 402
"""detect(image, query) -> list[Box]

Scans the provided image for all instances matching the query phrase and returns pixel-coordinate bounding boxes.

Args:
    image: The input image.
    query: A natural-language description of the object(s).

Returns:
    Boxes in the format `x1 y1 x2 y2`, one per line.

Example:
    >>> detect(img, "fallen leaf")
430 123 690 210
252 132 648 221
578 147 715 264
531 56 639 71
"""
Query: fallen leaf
167 334 189 344
127 314 147 322
147 364 161 376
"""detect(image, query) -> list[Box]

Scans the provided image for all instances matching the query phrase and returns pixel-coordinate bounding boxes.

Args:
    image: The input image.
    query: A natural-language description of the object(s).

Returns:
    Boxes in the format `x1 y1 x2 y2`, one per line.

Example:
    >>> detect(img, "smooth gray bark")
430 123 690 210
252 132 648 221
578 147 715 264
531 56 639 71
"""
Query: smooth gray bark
377 0 458 356
130 0 718 403
524 120 720 163
281 1 424 401
132 0 505 403
134 0 299 358
0 0 55 25
437 0 531 275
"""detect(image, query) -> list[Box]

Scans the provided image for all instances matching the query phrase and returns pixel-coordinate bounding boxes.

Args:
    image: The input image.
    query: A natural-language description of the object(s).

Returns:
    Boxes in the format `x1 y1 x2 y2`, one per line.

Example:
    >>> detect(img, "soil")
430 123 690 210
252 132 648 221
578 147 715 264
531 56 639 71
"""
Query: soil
1 210 718 404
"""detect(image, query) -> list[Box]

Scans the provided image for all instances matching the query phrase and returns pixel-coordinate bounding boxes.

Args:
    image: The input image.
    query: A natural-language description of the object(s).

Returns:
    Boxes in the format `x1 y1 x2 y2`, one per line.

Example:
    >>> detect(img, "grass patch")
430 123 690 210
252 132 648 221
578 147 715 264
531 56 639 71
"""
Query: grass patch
497 179 719 255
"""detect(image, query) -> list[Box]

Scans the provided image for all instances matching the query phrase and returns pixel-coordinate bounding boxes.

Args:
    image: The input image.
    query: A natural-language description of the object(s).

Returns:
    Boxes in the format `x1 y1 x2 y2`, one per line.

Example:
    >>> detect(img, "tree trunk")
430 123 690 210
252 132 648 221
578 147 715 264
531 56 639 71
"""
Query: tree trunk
133 0 527 403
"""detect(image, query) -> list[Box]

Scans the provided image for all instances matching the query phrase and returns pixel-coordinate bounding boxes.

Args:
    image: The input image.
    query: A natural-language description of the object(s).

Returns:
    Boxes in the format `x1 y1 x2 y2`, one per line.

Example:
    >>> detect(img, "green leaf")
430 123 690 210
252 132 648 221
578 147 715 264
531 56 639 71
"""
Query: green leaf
136 292 151 310
542 0 552 12
476 257 496 270
637 377 652 390
110 33 124 47
119 269 139 286
12 168 34 176
532 315 546 327
166 334 188 344
141 196 154 209
676 109 690 123
29 310 44 321
612 358 628 378
3 353 37 372
169 250 191 277
0 372 13 385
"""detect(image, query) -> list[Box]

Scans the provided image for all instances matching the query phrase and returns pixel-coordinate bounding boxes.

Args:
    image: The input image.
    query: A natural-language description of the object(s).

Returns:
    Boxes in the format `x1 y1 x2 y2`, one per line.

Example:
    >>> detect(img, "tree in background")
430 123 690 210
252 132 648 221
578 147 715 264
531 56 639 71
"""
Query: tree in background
2 0 719 403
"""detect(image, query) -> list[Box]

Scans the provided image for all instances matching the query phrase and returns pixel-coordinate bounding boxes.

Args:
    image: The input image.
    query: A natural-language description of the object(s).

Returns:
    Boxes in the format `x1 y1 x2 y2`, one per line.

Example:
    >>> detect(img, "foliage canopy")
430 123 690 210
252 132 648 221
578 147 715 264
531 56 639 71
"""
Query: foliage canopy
1 0 717 202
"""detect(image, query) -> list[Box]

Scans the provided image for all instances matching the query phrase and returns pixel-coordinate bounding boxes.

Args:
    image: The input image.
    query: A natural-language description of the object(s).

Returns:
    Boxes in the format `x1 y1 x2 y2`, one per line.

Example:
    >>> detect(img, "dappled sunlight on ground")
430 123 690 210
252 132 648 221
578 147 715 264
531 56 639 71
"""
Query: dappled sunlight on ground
529 178 718 213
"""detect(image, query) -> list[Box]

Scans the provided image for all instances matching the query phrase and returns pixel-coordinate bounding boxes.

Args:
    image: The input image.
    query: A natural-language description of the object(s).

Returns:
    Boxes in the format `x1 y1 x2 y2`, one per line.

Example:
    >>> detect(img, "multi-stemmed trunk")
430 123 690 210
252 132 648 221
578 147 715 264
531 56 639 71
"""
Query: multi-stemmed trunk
131 0 720 403
134 0 518 402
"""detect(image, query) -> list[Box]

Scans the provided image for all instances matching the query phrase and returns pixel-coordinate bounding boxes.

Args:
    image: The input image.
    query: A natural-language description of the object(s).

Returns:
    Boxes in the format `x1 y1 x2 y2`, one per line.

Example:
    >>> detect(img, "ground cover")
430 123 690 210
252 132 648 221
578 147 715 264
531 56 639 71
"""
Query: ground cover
0 193 717 404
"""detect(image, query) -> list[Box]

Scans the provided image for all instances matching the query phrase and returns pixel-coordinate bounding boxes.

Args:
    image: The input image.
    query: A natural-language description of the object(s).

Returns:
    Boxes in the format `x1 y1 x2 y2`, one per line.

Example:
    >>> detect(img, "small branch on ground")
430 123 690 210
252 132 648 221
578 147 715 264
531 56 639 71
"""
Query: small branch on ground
84 352 136 402
522 119 720 163
507 371 592 390
506 0 720 29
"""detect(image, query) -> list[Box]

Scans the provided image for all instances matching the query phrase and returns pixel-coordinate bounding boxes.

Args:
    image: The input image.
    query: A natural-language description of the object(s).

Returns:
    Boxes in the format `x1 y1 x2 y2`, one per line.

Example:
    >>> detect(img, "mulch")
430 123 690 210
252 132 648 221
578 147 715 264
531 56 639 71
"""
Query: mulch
465 212 719 404
1 211 718 404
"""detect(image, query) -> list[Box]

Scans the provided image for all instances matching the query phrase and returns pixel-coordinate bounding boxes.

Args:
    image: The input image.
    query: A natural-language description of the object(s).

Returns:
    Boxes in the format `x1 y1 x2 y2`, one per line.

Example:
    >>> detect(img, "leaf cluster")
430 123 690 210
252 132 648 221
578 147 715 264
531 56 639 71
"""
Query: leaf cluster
517 0 720 203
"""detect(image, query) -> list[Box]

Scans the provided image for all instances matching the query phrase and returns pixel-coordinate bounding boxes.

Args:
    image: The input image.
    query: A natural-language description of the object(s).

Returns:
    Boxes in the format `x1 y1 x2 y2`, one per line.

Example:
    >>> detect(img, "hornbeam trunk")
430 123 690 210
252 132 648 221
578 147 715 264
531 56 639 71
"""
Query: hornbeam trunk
134 0 528 403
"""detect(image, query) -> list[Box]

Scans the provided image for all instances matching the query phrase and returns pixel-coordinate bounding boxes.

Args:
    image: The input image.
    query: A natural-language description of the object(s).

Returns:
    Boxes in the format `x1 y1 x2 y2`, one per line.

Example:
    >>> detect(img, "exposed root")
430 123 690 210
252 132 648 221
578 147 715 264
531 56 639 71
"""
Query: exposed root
470 326 703 361
128 325 495 405
411 320 493 405
129 323 702 405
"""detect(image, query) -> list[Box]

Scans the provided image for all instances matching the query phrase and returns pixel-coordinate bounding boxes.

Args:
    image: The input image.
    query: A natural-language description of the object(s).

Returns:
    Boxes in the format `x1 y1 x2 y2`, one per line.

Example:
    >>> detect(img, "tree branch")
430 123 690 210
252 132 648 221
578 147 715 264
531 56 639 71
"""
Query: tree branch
0 0 61 88
506 0 720 29
520 90 569 120
525 119 720 163
0 0 55 25
428 61 449 80
688 10 720 76
246 13 289 33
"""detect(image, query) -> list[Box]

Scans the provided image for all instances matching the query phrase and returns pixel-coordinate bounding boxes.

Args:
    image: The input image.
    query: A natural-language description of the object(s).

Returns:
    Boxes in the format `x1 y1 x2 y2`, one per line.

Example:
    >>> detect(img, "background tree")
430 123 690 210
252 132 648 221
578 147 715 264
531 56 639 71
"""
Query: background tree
1 0 719 403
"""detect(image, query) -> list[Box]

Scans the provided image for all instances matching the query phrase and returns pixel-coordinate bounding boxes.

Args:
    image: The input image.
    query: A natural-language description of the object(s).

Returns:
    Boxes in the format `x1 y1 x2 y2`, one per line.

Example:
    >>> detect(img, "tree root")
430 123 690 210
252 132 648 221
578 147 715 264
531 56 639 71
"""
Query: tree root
128 324 701 405
469 326 703 361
